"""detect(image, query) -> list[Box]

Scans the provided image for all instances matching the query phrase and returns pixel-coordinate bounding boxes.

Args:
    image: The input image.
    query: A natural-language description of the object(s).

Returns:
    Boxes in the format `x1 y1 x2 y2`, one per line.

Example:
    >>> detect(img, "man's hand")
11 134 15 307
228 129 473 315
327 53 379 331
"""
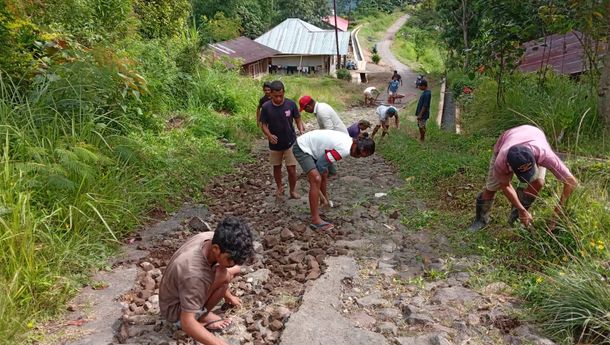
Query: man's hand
518 208 533 227
267 134 278 144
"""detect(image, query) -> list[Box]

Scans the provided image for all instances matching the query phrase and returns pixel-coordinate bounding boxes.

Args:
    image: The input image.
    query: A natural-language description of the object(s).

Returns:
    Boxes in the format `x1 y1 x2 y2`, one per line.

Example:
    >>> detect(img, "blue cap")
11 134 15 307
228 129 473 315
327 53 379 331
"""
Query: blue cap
507 145 537 183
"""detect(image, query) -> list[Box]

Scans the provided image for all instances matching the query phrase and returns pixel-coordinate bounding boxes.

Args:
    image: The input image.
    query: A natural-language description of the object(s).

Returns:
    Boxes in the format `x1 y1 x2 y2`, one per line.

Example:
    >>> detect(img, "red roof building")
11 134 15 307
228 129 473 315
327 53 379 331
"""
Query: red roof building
519 31 606 76
321 15 349 32
209 37 279 78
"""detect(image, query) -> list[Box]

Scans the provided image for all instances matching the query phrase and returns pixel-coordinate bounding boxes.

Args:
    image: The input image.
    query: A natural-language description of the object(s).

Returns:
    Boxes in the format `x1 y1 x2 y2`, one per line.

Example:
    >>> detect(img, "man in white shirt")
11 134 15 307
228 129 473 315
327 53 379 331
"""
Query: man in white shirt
363 86 380 106
371 105 399 139
292 130 376 231
298 96 348 134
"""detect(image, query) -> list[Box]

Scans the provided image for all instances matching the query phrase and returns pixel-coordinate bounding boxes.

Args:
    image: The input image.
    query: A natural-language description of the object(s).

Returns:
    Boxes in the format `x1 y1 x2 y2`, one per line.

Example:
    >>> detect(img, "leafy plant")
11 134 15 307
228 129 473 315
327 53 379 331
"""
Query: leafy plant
336 68 352 81
372 53 381 64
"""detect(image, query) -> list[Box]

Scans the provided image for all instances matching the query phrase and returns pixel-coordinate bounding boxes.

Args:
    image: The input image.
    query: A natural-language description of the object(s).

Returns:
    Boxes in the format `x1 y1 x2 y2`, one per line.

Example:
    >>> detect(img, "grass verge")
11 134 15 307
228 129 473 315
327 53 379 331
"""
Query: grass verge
379 85 609 343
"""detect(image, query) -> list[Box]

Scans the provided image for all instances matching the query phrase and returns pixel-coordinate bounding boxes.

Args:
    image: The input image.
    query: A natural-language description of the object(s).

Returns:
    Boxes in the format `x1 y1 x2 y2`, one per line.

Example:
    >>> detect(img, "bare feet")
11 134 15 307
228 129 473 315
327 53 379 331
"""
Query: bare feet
289 191 301 199
275 186 285 198
199 311 231 331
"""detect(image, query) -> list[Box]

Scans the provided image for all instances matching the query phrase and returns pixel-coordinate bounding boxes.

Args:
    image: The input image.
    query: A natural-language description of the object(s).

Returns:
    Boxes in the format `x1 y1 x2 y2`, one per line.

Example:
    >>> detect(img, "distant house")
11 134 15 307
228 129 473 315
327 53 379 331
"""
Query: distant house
519 31 606 76
255 18 352 75
321 15 349 32
208 37 279 78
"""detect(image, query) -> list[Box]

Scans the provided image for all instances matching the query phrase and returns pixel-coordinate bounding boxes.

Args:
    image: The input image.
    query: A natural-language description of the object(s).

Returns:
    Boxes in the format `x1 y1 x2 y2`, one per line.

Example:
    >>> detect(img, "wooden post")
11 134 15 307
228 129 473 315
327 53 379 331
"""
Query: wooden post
333 0 341 70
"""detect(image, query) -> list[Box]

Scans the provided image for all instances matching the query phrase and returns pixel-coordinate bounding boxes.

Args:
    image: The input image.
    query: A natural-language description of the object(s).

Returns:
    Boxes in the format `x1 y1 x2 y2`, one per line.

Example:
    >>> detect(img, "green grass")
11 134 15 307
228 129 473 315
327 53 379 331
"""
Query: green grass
378 74 610 343
392 32 444 75
262 75 363 112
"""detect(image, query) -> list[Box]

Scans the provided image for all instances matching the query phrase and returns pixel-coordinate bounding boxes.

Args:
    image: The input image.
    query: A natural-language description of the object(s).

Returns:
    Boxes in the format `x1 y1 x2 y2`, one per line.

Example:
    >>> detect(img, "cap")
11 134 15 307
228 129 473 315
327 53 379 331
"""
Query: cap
386 107 398 116
298 95 312 111
507 145 537 183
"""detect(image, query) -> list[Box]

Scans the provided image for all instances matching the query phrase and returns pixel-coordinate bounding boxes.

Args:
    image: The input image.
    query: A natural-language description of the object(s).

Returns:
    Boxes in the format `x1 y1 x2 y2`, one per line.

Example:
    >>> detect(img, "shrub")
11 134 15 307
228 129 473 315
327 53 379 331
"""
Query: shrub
133 0 191 39
336 68 352 81
372 53 381 64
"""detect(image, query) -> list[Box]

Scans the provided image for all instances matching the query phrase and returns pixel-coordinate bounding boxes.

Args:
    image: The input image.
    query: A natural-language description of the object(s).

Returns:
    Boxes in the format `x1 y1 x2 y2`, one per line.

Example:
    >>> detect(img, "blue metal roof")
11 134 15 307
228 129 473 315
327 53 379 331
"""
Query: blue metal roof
255 18 351 55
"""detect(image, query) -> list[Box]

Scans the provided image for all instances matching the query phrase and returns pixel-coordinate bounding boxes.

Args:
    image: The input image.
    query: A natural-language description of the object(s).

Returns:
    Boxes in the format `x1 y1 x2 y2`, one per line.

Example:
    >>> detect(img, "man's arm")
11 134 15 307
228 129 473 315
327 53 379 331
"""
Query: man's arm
500 183 533 226
394 115 400 129
554 175 578 214
180 312 228 345
261 123 278 144
295 117 305 134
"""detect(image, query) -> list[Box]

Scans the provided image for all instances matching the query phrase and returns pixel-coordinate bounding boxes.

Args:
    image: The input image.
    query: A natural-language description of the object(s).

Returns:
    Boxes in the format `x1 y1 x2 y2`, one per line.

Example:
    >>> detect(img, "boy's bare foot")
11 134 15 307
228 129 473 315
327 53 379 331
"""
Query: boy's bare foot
199 311 231 331
275 186 285 198
289 191 301 199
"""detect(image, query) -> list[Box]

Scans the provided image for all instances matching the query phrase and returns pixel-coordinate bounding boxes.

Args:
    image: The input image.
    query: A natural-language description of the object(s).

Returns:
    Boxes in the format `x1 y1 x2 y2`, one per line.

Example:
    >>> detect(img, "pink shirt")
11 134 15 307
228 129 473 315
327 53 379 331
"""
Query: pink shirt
493 125 573 184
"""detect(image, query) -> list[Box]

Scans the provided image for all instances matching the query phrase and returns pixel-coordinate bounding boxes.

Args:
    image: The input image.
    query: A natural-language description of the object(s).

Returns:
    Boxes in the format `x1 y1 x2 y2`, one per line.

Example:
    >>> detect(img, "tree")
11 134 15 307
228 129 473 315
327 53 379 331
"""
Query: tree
599 1 610 129
134 0 191 38
275 0 331 26
199 12 242 43
437 0 476 70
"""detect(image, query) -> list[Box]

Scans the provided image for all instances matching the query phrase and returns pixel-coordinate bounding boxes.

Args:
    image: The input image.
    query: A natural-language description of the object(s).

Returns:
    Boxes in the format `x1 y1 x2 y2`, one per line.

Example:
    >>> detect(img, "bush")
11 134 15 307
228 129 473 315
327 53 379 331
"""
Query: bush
336 68 352 81
372 53 381 64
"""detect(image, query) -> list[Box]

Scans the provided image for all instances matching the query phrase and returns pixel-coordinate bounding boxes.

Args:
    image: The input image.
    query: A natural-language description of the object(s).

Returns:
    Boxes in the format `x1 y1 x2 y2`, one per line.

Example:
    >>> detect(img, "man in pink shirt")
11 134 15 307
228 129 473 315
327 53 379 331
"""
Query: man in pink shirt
468 125 578 231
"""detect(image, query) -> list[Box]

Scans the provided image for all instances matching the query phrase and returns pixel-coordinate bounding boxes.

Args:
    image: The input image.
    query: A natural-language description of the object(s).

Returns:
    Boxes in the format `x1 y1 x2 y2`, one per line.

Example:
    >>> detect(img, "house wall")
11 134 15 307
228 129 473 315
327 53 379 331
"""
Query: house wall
242 58 270 79
269 55 347 75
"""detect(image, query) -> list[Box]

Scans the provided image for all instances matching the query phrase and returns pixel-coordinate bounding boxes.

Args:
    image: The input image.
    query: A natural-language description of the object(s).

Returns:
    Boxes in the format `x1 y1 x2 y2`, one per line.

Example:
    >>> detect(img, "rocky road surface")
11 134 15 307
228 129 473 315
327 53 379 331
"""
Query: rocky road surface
53 107 556 345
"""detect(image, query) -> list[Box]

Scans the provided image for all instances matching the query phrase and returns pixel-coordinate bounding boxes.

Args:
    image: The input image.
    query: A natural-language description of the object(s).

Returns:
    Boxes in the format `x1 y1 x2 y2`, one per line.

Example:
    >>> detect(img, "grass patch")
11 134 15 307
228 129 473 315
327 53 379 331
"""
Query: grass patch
378 77 609 343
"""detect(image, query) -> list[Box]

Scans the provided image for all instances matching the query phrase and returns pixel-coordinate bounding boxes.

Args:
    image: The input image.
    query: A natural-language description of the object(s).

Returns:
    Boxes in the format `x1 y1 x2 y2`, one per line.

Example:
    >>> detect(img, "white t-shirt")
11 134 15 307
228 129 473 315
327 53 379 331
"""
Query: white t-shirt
314 102 348 134
364 86 377 95
376 105 397 122
297 130 353 164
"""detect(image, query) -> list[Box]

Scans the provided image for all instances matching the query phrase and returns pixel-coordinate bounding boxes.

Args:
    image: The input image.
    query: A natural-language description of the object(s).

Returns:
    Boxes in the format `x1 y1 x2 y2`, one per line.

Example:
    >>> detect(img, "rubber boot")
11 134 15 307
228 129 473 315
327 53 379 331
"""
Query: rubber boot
468 193 494 232
508 187 536 225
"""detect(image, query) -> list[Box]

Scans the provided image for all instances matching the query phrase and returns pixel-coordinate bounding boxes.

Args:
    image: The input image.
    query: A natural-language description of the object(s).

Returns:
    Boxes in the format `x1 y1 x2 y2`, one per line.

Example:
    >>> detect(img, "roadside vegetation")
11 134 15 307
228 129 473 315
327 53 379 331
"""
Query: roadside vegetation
0 0 359 342
384 1 610 343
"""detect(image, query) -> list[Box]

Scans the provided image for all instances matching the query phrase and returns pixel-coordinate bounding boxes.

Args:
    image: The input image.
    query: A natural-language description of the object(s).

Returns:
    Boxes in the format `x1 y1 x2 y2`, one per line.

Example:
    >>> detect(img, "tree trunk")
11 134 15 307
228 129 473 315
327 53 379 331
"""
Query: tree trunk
462 0 469 70
599 2 610 130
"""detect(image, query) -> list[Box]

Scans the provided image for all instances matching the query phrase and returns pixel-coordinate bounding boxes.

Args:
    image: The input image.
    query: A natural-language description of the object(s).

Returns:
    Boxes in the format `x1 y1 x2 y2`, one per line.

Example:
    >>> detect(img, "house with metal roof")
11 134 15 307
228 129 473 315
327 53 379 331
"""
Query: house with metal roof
255 18 352 76
519 31 606 76
209 37 279 78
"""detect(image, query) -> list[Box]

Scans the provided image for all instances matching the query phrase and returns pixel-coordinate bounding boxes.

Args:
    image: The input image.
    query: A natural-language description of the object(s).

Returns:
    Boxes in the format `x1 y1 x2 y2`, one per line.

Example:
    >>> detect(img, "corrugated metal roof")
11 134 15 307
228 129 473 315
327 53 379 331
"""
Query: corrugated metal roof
255 18 351 55
519 31 606 75
209 37 279 65
322 15 349 31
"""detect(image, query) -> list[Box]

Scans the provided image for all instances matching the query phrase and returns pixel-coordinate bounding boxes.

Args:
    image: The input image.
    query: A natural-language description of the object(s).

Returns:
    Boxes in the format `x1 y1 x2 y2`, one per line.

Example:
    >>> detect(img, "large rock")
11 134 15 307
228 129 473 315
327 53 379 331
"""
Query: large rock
244 269 270 288
431 286 482 305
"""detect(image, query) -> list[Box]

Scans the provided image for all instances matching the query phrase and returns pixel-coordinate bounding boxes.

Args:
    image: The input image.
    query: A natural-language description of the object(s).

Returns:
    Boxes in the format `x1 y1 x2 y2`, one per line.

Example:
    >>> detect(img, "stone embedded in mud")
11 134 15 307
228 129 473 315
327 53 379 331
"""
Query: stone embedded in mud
244 269 270 288
431 286 482 305
406 313 434 326
376 321 397 336
187 216 208 232
288 251 305 264
140 261 154 272
252 241 263 253
142 274 156 291
305 269 321 280
280 228 295 240
356 292 386 308
270 306 291 321
482 282 510 295
377 308 401 321
269 319 284 331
